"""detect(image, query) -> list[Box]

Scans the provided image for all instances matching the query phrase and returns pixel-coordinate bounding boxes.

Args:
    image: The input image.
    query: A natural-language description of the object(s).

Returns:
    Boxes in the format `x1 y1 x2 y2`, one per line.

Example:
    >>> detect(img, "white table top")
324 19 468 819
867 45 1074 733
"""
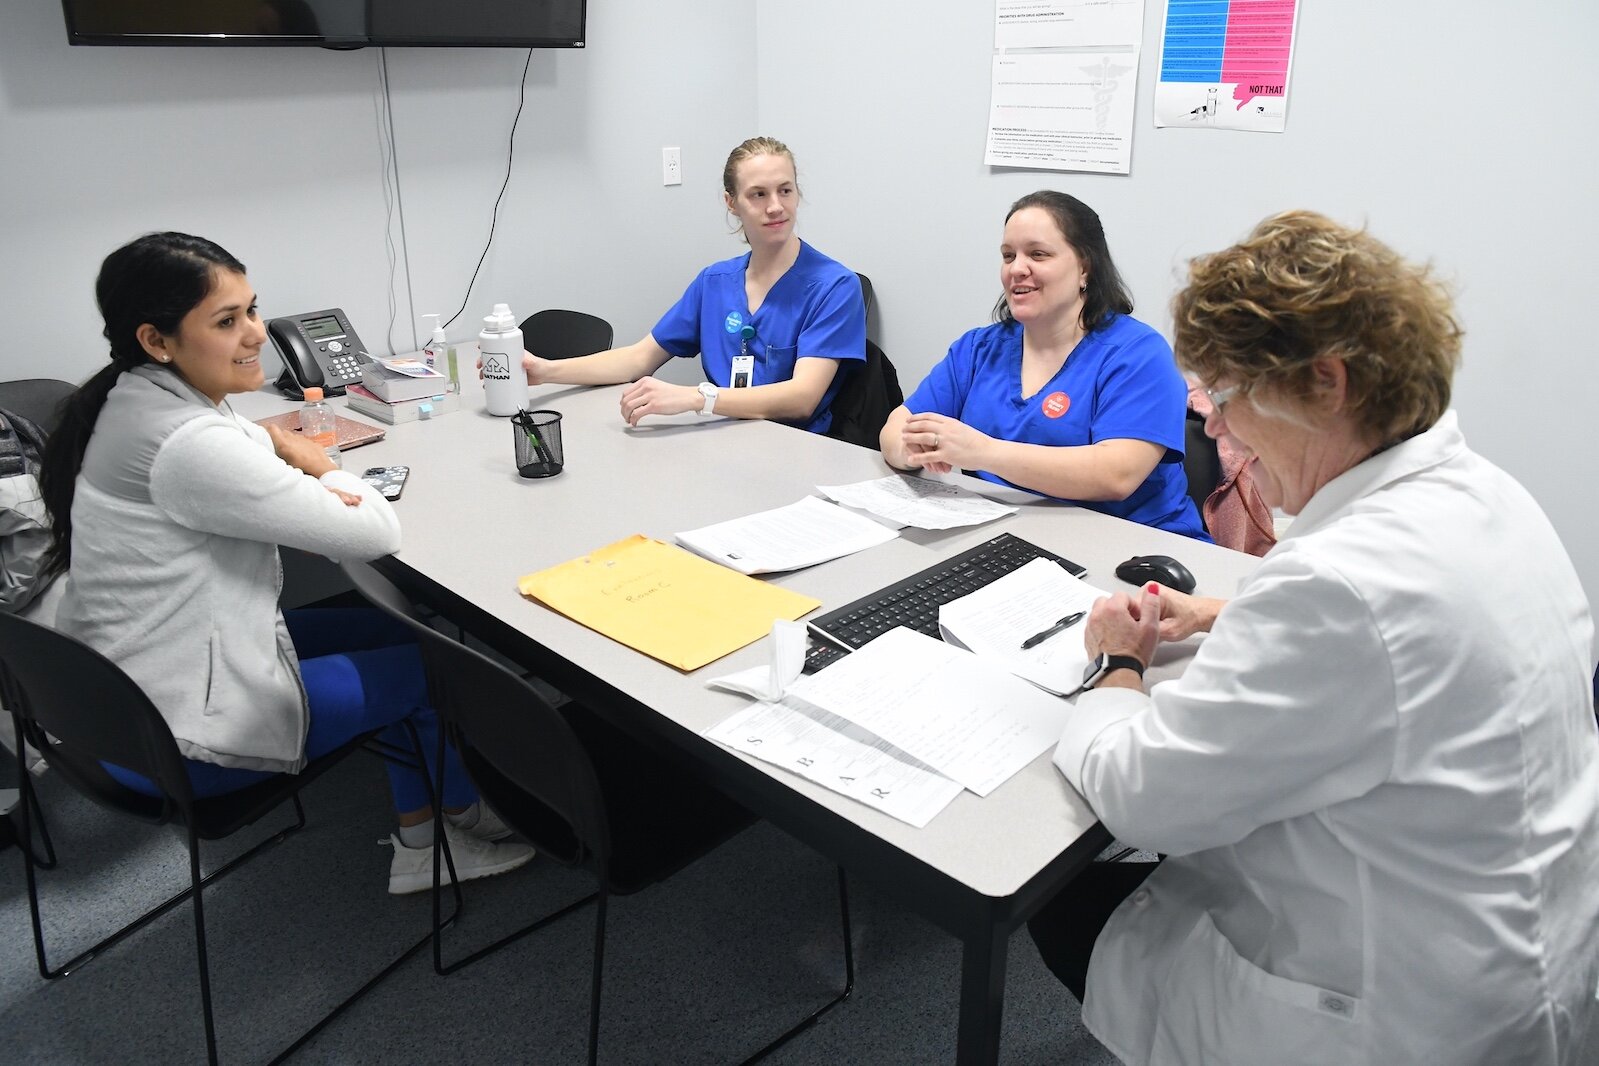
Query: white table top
235 355 1260 900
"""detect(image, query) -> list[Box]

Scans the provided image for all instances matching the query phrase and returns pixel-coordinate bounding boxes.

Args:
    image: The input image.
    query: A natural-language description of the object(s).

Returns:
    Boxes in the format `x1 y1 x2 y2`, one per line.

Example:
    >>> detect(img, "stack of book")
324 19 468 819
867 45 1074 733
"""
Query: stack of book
345 356 458 424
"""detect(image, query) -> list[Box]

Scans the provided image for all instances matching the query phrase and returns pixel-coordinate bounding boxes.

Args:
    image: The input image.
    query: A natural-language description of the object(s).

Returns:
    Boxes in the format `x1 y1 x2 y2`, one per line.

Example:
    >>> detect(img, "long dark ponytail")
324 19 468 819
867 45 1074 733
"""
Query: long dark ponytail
40 232 246 578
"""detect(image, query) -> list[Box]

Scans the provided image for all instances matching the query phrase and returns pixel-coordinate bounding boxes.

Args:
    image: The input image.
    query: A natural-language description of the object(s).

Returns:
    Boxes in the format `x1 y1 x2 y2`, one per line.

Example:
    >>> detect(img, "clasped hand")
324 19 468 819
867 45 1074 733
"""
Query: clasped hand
619 377 696 426
900 413 988 475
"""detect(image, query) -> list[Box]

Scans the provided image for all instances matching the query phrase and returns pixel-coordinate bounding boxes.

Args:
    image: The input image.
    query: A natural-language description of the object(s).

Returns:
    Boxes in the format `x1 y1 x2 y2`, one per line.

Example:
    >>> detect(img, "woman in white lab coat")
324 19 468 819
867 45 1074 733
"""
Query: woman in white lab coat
1030 211 1599 1065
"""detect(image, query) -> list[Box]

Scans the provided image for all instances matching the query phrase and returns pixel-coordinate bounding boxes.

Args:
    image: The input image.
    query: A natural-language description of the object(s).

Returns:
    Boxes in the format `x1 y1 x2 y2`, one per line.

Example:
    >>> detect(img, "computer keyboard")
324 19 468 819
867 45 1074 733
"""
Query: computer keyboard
802 532 1086 673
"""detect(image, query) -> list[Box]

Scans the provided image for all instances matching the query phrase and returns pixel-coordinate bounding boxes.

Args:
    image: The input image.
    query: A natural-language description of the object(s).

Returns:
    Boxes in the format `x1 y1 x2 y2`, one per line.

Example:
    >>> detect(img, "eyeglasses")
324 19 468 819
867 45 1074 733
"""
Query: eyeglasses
1203 382 1246 416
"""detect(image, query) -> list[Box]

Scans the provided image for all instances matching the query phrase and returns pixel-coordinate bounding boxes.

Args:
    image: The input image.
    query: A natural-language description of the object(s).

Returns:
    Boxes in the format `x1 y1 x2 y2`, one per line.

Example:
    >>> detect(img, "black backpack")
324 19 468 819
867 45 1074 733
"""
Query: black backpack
0 407 47 479
825 340 904 449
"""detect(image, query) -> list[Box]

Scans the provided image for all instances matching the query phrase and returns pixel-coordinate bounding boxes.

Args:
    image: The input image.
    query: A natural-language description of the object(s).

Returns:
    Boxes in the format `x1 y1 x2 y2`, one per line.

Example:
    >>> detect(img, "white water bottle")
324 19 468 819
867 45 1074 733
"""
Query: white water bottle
479 303 528 417
300 387 341 468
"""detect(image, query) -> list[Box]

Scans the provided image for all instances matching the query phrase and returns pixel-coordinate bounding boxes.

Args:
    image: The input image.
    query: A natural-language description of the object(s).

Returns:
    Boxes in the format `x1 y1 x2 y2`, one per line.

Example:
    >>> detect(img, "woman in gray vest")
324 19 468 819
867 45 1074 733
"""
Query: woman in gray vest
39 232 532 894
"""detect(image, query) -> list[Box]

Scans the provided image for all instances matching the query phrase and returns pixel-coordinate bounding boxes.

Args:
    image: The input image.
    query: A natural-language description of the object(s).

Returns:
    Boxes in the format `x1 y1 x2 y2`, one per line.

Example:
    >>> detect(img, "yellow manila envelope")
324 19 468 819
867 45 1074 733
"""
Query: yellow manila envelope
517 534 820 671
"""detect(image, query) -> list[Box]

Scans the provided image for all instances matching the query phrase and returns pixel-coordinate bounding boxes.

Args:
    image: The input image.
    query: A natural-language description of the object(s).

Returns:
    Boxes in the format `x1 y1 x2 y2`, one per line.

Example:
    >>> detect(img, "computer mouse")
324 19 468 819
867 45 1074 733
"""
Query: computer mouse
1115 554 1197 594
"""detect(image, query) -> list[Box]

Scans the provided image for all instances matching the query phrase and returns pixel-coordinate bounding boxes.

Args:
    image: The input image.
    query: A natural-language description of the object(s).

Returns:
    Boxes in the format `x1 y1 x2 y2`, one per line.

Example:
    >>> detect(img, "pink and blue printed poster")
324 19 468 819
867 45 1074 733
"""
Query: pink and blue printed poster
1153 0 1299 132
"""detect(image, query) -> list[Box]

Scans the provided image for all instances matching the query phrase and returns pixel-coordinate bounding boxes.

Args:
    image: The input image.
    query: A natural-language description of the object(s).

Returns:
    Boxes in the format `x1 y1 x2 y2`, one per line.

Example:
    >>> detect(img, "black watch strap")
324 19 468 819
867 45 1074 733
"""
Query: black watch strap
1100 654 1146 680
1066 652 1147 699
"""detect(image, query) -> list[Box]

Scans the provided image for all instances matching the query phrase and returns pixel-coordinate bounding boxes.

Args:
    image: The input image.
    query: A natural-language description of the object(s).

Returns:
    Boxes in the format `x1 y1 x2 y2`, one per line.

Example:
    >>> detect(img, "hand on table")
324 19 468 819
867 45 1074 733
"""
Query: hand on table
1084 583 1160 671
901 413 990 475
620 376 697 426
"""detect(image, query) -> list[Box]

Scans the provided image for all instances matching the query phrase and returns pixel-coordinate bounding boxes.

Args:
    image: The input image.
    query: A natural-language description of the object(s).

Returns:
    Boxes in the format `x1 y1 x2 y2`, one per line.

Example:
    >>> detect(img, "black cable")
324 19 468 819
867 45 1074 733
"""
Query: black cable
443 48 533 331
373 50 400 357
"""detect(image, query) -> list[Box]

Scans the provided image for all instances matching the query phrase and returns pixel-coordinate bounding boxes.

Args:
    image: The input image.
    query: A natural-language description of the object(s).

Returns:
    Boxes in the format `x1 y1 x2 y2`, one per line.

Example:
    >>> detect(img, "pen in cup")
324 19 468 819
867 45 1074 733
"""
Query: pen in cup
1019 610 1086 650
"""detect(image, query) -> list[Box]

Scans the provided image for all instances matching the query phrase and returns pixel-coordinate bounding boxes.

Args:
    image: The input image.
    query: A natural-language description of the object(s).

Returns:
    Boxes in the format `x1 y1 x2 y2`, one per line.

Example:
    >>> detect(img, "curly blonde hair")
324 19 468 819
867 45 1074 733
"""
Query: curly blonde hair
1172 211 1462 446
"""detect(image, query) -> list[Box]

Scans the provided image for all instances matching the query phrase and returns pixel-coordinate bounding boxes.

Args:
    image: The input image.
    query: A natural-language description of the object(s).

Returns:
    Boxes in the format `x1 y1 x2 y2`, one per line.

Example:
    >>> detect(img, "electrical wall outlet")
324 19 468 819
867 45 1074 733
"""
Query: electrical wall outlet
662 146 682 186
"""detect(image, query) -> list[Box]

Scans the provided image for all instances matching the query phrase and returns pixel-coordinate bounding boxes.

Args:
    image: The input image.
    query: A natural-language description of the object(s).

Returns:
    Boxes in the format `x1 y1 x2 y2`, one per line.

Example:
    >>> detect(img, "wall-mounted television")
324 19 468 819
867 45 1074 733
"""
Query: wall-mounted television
61 0 587 48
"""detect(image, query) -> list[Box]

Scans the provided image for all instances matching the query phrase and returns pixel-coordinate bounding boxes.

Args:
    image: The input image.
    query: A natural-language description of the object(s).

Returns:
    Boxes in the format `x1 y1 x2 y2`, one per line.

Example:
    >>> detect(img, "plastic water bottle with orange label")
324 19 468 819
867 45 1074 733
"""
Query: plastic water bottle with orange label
300 386 341 468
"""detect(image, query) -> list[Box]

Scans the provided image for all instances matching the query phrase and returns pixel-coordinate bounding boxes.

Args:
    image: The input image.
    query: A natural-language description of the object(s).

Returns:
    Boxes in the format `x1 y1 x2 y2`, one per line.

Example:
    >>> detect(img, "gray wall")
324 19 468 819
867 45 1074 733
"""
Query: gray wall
3 0 1598 624
0 0 756 370
757 0 1599 625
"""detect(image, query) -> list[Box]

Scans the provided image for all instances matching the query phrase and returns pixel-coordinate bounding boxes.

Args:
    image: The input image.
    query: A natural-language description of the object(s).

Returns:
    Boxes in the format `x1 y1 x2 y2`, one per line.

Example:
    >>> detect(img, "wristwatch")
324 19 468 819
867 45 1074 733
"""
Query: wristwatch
696 381 719 415
1066 652 1146 698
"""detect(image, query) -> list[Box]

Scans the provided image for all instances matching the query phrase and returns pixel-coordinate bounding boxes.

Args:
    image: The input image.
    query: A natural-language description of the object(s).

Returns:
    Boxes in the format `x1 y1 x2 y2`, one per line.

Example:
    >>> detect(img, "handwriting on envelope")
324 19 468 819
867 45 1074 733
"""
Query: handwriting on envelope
518 534 820 671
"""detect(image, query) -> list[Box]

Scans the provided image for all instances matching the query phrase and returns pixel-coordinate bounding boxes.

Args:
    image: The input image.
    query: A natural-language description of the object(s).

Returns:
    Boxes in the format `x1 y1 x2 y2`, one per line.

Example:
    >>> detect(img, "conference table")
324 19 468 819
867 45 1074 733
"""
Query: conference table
238 363 1260 1064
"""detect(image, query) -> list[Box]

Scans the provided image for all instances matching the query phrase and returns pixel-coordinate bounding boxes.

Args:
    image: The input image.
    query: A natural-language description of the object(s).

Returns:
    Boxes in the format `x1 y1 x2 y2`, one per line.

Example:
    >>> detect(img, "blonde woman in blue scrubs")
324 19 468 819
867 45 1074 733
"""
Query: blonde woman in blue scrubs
515 137 866 434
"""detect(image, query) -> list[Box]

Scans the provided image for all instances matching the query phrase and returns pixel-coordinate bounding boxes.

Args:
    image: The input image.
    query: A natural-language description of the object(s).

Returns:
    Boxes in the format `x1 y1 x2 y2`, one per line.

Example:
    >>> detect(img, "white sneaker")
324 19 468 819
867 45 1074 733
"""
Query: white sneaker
450 802 516 843
388 824 535 896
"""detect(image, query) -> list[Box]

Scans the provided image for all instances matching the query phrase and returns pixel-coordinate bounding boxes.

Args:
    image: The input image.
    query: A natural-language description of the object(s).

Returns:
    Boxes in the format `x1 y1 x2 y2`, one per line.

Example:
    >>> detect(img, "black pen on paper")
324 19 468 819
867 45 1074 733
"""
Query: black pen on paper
1019 611 1086 650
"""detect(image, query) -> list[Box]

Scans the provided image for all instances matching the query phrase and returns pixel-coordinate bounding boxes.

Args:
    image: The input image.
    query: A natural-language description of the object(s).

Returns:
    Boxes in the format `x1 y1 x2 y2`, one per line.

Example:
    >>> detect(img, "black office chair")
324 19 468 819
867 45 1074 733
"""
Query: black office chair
0 610 453 1066
341 560 855 1065
0 377 75 435
855 272 878 344
1182 408 1222 517
825 338 904 450
518 309 615 361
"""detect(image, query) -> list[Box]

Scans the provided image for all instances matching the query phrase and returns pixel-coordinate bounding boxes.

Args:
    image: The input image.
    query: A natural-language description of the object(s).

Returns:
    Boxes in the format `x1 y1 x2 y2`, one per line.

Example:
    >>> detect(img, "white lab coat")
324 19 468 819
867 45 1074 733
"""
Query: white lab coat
1056 412 1599 1065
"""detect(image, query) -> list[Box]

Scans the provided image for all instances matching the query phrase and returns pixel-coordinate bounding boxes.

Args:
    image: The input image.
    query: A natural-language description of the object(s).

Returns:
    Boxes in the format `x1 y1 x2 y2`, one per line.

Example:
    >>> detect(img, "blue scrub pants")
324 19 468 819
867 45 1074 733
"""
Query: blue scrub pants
105 608 476 812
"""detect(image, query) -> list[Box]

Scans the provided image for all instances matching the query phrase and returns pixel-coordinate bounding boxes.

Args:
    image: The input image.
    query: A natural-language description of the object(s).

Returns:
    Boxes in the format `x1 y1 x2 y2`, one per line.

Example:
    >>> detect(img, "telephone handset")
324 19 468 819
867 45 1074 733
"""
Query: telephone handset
267 309 369 399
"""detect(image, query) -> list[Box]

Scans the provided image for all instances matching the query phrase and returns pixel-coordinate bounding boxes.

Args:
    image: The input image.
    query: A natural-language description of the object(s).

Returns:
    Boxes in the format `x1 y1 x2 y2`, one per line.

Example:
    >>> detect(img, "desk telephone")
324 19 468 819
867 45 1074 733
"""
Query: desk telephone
268 309 369 399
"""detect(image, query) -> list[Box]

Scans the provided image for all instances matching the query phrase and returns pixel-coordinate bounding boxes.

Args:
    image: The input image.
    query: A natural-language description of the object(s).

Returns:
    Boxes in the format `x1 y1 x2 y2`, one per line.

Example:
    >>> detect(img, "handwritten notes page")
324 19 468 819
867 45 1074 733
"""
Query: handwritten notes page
816 475 1017 531
517 535 820 671
676 495 899 575
705 697 964 828
939 558 1111 696
786 627 1069 796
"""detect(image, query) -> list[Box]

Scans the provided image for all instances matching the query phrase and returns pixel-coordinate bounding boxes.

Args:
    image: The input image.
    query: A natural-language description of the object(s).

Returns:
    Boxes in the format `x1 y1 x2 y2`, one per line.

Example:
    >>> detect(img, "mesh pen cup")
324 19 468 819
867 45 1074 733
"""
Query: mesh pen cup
512 409 565 478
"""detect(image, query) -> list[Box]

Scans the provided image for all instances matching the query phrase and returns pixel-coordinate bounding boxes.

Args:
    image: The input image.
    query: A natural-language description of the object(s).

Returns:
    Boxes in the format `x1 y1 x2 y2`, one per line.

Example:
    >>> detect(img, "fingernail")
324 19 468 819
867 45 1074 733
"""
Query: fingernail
1146 582 1161 595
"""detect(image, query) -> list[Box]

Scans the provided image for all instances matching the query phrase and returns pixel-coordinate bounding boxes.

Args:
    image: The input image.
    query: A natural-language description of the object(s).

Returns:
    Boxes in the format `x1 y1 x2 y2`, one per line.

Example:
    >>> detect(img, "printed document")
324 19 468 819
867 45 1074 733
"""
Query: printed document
939 557 1110 695
786 627 1069 796
705 697 964 829
817 475 1016 531
676 495 899 575
1153 0 1300 132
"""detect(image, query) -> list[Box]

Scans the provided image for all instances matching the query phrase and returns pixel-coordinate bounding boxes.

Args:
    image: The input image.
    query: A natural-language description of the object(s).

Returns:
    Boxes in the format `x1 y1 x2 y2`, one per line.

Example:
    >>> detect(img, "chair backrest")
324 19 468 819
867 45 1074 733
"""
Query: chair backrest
0 611 195 813
518 309 615 361
1182 409 1222 516
855 272 878 344
825 338 904 449
0 378 76 437
340 561 613 865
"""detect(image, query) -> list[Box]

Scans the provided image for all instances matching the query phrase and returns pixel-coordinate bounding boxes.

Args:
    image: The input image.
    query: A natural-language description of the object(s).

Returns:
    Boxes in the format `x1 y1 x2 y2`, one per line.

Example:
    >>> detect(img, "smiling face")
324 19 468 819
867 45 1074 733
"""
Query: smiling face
725 152 799 251
137 268 266 404
1000 206 1089 330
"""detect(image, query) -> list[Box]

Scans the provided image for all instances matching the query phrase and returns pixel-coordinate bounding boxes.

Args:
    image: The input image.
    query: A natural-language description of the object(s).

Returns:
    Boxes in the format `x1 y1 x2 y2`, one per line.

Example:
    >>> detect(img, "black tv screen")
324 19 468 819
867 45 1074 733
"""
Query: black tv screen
61 0 587 48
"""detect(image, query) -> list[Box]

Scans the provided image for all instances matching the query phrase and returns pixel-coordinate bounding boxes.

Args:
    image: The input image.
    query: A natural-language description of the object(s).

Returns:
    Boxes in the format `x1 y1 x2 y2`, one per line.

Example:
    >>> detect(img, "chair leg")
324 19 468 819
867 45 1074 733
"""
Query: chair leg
187 826 220 1066
588 889 609 1066
733 865 856 1066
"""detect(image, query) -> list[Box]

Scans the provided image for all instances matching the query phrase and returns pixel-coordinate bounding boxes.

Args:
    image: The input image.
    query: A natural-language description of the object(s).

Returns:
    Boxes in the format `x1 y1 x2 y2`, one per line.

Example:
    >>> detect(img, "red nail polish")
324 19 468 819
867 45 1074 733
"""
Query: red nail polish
1146 582 1160 595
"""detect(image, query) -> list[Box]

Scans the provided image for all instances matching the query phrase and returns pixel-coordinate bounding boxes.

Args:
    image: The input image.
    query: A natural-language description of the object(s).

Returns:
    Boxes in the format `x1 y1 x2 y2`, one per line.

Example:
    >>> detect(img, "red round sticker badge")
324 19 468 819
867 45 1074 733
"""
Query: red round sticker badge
1041 391 1070 418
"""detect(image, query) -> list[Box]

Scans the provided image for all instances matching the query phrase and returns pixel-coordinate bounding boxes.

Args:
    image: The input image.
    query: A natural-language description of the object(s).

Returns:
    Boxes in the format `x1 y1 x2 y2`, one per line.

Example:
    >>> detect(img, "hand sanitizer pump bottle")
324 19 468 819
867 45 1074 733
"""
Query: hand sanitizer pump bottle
421 313 446 370
479 303 528 417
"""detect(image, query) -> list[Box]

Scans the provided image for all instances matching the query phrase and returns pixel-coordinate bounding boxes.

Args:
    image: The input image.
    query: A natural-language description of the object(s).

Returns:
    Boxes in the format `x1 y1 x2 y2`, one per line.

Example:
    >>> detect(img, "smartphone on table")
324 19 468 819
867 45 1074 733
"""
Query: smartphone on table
361 466 410 501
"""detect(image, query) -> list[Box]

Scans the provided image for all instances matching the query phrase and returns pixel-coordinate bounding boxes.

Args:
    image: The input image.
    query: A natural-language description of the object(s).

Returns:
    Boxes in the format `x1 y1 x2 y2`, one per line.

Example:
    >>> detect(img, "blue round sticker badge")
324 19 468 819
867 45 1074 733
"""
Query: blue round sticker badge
724 310 743 334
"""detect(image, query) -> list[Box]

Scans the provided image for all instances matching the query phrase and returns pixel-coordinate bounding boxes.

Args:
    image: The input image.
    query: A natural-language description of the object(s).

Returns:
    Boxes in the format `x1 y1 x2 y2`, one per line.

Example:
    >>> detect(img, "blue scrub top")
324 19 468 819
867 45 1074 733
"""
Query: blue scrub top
651 240 866 434
903 316 1210 540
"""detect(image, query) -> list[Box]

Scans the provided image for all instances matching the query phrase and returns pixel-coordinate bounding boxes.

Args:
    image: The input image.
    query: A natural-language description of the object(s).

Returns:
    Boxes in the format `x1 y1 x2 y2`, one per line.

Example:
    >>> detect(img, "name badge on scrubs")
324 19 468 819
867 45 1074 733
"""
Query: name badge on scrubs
730 354 754 388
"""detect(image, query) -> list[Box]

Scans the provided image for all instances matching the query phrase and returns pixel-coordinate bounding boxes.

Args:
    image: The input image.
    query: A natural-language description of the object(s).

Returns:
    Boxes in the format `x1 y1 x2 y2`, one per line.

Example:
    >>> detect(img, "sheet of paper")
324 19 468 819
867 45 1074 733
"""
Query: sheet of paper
675 495 899 575
995 0 1146 50
816 475 1016 531
1153 0 1300 133
985 50 1140 175
939 557 1111 696
705 619 808 701
786 627 1069 796
517 535 820 672
705 696 964 829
